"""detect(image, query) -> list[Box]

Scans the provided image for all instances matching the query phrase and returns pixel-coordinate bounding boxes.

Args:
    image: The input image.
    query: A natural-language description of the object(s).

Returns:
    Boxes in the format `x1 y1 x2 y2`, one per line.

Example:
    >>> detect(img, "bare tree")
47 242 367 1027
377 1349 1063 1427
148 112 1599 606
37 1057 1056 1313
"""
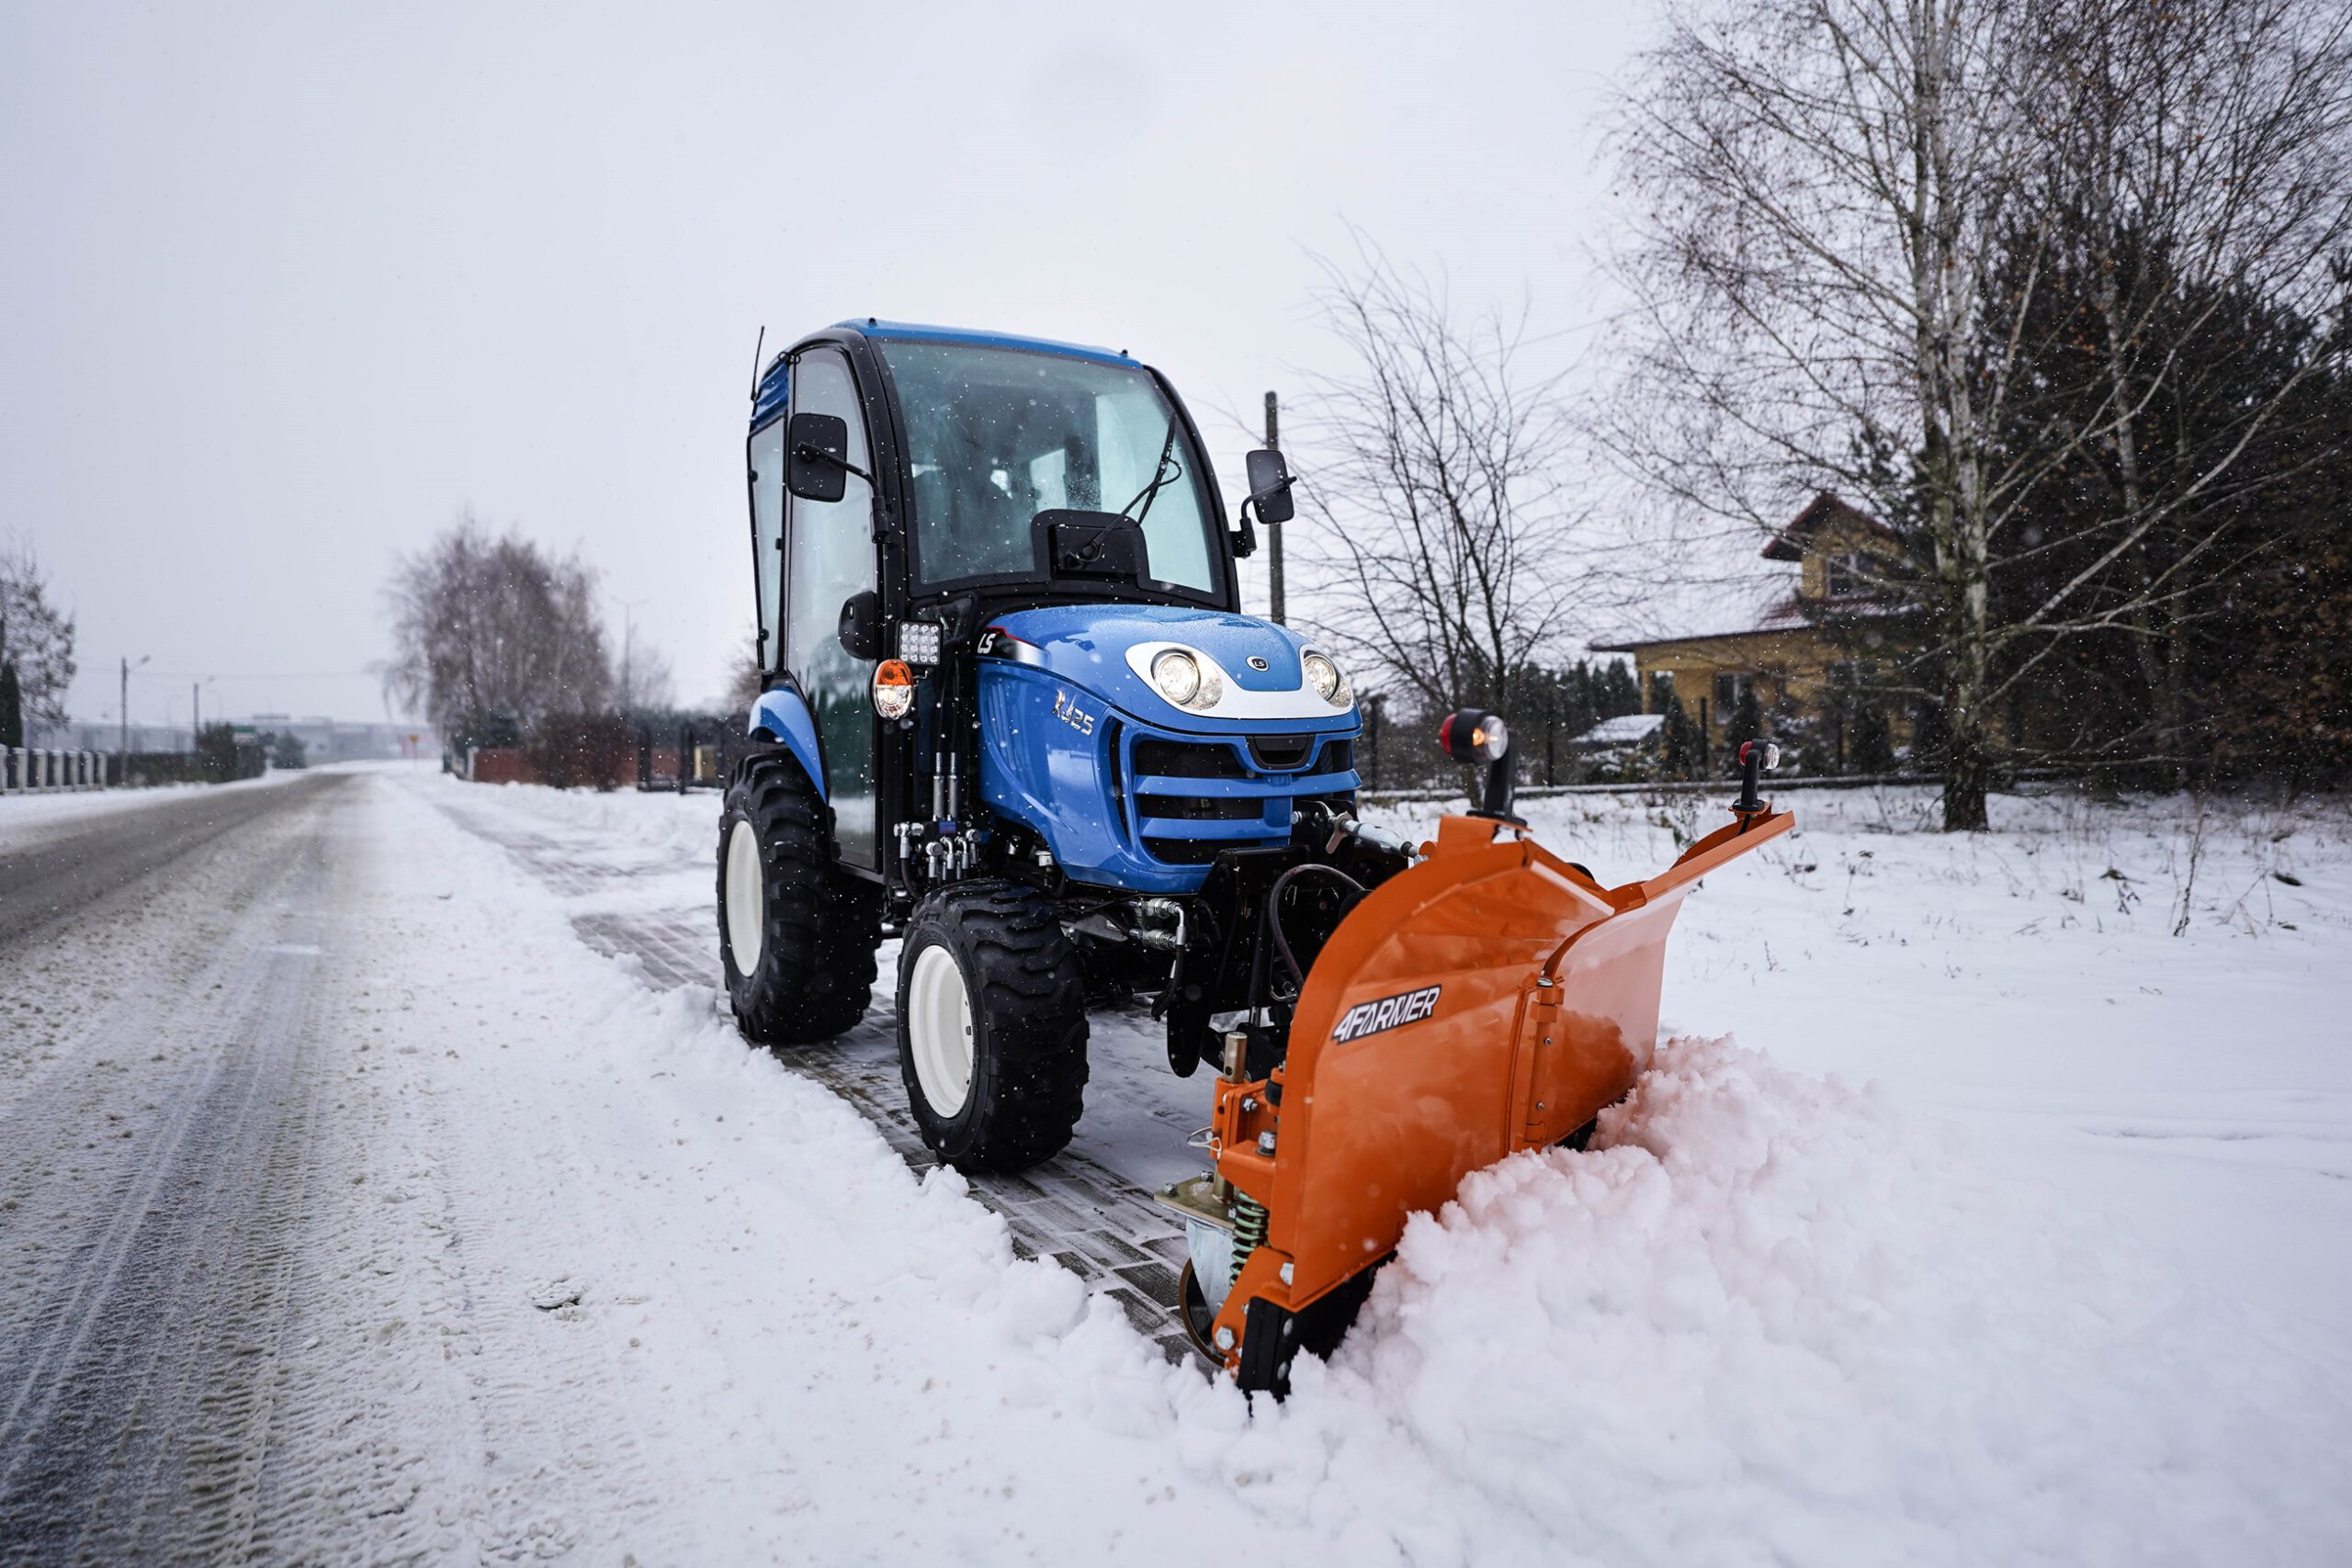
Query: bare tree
726 624 765 714
1290 246 1631 727
1610 0 2352 826
0 534 78 730
381 513 613 750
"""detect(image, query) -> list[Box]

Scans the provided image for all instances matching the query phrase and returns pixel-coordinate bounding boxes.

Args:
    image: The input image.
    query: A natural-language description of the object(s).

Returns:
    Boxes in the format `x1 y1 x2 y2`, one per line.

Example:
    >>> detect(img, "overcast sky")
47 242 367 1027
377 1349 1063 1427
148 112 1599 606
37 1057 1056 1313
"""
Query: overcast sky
2 0 1650 728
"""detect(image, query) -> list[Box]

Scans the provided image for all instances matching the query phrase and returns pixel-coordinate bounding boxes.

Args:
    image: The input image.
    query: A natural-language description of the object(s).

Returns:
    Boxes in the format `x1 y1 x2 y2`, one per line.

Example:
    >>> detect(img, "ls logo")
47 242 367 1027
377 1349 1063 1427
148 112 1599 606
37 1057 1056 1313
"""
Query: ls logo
1051 689 1097 736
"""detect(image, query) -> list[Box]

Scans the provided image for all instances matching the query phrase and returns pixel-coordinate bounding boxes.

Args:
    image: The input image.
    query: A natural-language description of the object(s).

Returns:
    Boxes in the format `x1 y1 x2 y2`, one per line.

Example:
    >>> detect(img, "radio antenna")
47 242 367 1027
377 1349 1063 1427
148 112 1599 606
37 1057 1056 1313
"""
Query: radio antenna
747 324 766 402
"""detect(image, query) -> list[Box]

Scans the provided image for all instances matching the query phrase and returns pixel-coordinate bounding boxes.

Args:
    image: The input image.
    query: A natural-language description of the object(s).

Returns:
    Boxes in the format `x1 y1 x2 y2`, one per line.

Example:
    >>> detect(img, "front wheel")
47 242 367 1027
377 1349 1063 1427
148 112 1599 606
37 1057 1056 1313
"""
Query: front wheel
897 882 1089 1172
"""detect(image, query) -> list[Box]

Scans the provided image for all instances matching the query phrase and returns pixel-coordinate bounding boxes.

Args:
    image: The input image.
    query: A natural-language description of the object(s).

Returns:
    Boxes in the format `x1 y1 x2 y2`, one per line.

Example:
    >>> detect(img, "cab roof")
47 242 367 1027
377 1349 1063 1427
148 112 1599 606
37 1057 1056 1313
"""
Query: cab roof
752 321 1136 427
845 320 1134 367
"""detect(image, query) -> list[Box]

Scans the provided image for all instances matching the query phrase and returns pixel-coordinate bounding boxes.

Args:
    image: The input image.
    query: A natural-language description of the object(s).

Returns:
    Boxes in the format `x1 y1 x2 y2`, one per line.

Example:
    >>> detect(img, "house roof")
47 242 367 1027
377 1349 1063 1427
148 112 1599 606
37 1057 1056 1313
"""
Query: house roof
1589 578 1813 653
1587 492 1899 653
1759 491 1897 561
1575 713 1665 746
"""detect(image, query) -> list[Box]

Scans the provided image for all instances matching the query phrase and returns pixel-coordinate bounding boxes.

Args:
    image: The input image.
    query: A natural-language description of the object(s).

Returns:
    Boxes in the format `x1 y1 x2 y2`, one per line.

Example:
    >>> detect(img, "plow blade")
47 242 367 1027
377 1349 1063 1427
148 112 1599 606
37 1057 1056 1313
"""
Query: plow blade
1206 807 1793 1389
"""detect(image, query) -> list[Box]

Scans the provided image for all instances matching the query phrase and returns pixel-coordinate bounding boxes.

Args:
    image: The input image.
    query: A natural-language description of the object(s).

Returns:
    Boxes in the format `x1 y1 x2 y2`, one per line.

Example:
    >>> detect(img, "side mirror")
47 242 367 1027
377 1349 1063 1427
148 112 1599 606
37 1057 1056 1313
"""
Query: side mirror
837 589 883 661
1245 447 1295 525
787 412 851 503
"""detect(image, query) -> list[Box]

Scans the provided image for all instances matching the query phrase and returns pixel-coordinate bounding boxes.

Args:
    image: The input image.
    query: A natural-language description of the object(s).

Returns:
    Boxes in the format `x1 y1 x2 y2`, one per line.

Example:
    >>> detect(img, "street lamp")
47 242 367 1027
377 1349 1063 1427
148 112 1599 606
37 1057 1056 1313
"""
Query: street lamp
608 592 649 711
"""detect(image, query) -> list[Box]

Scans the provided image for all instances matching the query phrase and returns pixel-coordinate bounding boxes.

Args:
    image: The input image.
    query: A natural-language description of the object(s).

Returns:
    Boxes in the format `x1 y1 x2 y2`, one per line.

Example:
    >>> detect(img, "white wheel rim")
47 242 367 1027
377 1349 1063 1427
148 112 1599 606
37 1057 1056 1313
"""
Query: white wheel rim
906 943 975 1117
724 818 764 970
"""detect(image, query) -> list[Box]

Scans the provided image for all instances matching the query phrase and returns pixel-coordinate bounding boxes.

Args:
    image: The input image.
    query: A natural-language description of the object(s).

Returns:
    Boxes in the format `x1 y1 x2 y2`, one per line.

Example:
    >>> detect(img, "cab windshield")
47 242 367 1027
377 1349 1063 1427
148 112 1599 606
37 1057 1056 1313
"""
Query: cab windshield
876 340 1223 600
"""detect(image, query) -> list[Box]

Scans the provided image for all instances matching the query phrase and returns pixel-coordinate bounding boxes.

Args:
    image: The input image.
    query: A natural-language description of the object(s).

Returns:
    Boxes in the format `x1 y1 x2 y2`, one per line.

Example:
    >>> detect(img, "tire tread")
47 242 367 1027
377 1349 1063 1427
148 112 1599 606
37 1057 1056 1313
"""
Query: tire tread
898 881 1088 1171
718 756 881 1044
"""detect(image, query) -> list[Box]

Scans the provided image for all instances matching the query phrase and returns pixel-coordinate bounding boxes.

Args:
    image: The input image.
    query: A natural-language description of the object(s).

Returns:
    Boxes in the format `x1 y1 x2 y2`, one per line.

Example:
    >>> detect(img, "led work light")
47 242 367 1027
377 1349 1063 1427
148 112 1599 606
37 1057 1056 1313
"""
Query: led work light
897 620 942 666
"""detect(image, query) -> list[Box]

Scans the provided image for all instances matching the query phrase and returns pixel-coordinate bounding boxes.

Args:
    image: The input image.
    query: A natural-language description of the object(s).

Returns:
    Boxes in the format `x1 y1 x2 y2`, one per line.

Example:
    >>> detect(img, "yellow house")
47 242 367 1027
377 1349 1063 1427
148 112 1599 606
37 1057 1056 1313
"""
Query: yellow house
1592 493 1910 768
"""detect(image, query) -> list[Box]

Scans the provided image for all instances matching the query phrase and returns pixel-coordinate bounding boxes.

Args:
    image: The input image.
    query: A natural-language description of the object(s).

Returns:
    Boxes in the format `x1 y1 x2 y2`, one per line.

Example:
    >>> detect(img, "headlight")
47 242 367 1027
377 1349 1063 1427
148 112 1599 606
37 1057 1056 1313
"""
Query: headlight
1302 652 1351 707
1150 648 1224 711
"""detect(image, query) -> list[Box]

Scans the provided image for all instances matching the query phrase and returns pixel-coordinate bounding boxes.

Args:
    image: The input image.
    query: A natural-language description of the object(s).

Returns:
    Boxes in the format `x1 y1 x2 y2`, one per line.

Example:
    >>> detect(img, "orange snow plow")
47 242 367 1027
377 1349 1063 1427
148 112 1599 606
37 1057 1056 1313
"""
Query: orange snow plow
1163 727 1792 1393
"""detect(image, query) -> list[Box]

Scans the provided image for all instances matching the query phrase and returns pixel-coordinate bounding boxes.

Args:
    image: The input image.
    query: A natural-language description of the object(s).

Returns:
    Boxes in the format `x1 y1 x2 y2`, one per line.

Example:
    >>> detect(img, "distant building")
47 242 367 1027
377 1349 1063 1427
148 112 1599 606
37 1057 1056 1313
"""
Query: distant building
241 716 436 762
1593 493 1910 772
30 715 437 761
1574 713 1666 749
1566 711 1667 781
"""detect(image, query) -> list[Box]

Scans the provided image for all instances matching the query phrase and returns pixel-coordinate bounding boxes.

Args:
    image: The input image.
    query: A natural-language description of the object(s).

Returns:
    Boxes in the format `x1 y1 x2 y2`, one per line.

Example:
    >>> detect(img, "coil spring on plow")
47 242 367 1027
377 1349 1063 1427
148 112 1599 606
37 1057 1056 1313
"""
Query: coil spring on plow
1230 1192 1268 1278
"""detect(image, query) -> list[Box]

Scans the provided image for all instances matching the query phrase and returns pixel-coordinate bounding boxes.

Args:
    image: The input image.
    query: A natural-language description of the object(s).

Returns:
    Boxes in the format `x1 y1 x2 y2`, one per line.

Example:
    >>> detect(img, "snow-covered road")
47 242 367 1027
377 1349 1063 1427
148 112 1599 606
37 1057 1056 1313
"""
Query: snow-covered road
1 766 2346 1564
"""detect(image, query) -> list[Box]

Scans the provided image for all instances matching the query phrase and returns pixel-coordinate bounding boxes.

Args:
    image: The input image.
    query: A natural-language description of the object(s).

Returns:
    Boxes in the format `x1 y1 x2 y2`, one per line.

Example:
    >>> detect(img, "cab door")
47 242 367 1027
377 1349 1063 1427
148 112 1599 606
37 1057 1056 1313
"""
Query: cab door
784 346 880 869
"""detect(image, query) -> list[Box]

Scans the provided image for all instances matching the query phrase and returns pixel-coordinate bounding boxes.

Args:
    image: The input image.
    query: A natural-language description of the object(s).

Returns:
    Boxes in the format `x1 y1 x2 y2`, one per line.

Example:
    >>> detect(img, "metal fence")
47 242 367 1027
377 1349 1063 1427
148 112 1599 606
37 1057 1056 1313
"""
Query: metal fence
635 719 751 794
0 748 109 794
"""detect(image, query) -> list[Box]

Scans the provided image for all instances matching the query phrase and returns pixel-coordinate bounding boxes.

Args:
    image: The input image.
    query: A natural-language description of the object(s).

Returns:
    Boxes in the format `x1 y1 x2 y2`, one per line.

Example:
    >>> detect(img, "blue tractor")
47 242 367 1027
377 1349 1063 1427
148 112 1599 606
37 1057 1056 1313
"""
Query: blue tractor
723 320 1798 1390
721 321 1393 1173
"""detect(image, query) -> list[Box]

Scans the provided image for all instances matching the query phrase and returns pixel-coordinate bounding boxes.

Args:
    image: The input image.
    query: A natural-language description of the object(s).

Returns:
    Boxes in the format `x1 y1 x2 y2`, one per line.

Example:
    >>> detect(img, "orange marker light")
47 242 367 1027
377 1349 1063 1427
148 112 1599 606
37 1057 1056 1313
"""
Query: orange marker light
873 658 916 719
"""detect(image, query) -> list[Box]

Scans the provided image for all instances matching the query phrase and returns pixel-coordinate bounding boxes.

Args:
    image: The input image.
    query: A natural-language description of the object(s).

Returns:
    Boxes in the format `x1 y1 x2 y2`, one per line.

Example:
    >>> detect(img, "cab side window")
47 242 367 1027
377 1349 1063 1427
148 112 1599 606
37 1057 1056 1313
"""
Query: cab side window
747 417 786 674
786 349 878 866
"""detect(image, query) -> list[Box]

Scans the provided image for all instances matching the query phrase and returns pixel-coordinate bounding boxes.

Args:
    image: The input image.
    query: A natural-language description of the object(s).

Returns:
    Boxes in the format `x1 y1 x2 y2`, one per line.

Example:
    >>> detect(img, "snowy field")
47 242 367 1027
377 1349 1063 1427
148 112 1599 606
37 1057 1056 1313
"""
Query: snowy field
323 768 2352 1564
1365 784 2352 1346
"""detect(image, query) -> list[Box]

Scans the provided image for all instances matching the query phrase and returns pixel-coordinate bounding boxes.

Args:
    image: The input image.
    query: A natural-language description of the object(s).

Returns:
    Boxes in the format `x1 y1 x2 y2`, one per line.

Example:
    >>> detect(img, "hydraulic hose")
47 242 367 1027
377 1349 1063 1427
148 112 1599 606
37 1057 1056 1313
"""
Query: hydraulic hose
1264 863 1370 991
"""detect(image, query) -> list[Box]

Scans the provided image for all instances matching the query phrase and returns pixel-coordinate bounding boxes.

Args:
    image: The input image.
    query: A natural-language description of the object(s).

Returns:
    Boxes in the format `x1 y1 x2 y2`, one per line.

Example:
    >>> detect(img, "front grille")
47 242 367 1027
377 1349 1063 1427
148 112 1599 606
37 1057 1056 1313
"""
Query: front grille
1137 794 1262 821
1143 837 1231 866
1126 724 1358 871
1134 738 1249 780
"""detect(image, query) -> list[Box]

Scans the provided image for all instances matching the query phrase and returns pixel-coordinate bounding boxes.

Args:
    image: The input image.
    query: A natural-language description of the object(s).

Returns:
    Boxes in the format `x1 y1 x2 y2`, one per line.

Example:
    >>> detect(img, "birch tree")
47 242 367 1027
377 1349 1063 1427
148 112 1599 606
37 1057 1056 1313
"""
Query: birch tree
1611 0 2055 829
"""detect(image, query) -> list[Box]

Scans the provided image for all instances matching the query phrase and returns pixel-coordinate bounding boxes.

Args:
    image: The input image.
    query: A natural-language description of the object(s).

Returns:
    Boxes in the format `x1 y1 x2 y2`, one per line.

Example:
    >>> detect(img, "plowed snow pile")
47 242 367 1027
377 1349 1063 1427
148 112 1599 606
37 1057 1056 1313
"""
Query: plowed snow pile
1211 1037 2349 1565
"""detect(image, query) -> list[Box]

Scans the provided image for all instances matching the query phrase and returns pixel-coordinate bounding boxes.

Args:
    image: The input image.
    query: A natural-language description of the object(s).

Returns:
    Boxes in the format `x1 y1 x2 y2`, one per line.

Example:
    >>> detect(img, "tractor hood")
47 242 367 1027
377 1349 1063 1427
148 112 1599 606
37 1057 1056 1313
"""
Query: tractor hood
981 604 1354 733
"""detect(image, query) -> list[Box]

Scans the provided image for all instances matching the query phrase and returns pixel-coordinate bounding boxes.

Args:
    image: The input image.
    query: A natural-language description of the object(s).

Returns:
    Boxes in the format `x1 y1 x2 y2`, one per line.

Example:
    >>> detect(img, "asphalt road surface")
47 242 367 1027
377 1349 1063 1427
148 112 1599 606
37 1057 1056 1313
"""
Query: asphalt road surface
0 773 1211 1562
0 775 350 1563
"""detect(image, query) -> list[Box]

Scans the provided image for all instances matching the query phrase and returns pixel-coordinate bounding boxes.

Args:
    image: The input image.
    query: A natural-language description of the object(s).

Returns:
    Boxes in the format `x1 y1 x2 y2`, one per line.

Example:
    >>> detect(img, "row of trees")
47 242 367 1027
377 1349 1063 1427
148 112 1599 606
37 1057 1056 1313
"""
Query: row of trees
381 513 674 771
1611 0 2352 826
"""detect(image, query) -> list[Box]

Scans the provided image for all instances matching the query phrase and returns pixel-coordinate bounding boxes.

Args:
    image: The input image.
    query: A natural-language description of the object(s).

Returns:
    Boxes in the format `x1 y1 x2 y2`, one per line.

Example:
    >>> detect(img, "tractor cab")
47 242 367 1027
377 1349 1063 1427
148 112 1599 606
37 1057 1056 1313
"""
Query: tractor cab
738 321 1355 905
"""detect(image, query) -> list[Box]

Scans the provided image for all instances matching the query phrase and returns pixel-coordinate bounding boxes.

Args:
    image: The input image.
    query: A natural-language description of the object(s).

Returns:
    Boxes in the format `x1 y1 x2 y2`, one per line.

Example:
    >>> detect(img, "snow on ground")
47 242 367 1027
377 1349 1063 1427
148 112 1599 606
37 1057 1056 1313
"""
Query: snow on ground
1368 785 2352 1344
352 771 2349 1562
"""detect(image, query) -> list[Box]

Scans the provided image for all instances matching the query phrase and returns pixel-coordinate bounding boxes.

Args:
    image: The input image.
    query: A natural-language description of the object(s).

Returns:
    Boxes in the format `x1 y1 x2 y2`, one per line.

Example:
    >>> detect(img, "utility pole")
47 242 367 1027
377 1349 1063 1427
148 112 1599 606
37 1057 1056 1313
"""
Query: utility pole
120 656 150 762
1264 390 1284 626
609 592 649 712
191 681 199 746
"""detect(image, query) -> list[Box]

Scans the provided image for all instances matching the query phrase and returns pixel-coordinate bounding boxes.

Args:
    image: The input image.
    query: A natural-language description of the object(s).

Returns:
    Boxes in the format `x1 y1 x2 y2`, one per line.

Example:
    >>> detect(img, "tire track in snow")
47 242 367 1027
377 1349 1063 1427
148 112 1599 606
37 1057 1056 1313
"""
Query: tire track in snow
428 791 1202 1363
0 780 345 1563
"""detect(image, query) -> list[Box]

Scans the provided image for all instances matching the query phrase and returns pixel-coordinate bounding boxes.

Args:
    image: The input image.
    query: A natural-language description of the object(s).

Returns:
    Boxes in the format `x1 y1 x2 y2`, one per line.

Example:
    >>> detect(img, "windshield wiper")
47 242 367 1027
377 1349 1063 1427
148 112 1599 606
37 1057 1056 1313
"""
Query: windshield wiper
1117 421 1182 526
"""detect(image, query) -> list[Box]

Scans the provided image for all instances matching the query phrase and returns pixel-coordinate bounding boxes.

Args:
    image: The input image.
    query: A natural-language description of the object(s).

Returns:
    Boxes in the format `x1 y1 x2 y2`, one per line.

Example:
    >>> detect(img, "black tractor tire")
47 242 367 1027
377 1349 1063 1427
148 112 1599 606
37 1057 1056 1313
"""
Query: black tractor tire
896 881 1089 1172
717 755 882 1044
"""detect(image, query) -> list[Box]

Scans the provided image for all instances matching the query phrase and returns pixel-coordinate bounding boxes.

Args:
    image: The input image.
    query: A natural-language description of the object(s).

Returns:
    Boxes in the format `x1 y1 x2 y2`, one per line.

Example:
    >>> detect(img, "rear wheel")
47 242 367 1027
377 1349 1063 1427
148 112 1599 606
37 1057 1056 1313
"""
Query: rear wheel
717 756 881 1043
896 881 1088 1172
